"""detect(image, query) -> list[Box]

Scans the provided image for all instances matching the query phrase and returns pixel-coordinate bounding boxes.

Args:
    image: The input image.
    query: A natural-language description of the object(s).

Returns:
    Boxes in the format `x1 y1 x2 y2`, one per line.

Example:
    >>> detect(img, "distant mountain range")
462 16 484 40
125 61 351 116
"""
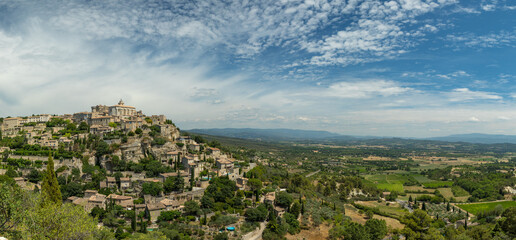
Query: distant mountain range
186 128 516 144
425 133 516 144
186 128 344 141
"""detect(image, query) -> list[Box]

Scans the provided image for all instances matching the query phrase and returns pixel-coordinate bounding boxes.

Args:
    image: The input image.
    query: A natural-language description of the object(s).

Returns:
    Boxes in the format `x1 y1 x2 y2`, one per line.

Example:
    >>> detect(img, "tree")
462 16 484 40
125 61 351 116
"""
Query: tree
213 232 229 240
365 210 374 219
276 191 293 209
183 200 200 216
500 207 516 237
0 181 26 231
163 176 183 193
23 203 99 239
128 231 167 240
290 200 301 218
41 155 62 205
365 218 388 240
141 182 162 197
247 178 262 201
330 220 370 240
157 210 181 222
245 204 269 222
78 122 90 131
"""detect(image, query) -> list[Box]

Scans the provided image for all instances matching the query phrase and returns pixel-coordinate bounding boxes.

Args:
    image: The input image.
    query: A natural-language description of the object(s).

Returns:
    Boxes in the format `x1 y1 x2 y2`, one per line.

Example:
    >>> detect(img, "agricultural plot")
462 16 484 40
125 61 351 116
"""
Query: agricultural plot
437 188 454 199
412 175 434 184
457 201 516 215
404 186 428 192
422 181 453 188
377 183 404 192
355 201 408 218
426 203 467 222
451 186 469 197
398 193 435 201
343 204 404 229
364 174 414 192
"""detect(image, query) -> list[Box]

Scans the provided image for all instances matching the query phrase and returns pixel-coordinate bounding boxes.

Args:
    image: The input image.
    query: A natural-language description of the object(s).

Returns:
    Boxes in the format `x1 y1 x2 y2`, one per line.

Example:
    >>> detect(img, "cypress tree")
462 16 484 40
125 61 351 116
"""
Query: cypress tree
41 154 62 205
131 210 137 232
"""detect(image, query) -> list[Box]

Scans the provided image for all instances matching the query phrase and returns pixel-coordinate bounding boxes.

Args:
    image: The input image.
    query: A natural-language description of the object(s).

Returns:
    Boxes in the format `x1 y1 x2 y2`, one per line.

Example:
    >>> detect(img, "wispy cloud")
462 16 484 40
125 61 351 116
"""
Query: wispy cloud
448 88 502 102
326 80 413 98
446 30 516 48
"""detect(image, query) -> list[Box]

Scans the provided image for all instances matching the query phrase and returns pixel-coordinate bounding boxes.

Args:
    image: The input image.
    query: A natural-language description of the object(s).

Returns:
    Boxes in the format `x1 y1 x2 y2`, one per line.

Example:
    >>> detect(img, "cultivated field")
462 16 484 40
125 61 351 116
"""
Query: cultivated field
457 201 516 215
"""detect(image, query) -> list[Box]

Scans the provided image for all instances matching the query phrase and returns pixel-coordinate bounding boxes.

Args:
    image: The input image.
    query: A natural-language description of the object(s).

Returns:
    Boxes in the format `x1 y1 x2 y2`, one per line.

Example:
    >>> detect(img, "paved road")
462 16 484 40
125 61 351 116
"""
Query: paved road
306 170 321 177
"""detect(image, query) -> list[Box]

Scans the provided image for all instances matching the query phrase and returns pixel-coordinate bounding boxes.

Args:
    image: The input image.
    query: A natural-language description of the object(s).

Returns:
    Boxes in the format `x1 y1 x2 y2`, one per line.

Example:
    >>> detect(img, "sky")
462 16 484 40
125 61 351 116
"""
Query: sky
0 0 515 137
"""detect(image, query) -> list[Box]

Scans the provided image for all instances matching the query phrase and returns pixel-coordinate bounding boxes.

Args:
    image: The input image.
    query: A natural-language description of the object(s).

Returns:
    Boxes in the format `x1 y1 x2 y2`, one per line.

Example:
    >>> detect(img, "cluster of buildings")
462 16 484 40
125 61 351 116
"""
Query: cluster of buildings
0 100 179 150
0 114 52 137
73 99 173 136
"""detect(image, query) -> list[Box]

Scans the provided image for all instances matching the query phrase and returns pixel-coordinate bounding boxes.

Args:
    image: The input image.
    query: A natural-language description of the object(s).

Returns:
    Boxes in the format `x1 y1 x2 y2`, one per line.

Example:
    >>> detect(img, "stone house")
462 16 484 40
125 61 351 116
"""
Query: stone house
146 203 166 223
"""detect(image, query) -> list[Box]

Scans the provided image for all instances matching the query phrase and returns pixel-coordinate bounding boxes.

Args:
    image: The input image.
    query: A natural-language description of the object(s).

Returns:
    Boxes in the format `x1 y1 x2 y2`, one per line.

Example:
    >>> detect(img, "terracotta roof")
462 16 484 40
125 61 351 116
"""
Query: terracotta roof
107 194 132 201
88 194 107 203
147 203 166 211
120 178 131 182
160 199 181 207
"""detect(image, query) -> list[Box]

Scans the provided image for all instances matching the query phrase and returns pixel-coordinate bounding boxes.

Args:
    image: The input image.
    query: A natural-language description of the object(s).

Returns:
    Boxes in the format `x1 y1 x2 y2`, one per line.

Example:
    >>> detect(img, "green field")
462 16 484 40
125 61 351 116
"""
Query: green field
364 174 408 192
457 201 516 215
423 181 453 188
412 175 434 183
451 186 469 197
377 183 404 192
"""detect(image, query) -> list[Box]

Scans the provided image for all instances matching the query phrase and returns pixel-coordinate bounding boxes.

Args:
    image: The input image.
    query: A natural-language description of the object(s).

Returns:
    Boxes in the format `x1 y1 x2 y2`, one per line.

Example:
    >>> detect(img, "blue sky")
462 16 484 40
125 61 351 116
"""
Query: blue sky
0 0 515 137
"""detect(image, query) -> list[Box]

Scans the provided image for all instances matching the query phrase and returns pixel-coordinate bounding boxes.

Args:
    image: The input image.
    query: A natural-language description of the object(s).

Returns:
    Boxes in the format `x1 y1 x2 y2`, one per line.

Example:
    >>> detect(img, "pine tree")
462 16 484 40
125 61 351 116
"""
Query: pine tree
409 195 413 203
446 202 450 211
41 154 62 205
422 202 426 211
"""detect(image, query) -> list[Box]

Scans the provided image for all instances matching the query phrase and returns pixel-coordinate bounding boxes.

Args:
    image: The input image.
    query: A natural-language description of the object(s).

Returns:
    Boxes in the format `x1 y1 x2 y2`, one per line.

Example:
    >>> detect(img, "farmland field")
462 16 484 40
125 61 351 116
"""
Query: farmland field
399 193 435 201
423 181 453 188
437 188 454 199
364 174 416 192
412 175 434 183
355 201 408 218
377 183 404 192
451 186 469 197
457 201 516 215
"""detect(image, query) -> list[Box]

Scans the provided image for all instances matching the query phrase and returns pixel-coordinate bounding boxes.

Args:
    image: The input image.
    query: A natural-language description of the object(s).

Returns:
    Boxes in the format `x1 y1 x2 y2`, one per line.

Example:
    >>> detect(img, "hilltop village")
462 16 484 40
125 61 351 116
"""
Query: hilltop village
0 101 269 237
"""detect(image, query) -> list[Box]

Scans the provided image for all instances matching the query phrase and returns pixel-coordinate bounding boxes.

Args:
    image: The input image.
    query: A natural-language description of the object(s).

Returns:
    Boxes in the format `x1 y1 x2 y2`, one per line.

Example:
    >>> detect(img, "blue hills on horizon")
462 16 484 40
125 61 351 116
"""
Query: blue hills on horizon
186 128 516 144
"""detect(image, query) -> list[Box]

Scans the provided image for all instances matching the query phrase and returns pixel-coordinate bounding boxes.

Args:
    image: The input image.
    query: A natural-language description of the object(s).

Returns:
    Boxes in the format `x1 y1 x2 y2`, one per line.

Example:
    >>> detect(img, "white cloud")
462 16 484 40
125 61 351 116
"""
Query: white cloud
327 80 412 98
469 116 480 122
448 88 502 102
436 70 470 79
